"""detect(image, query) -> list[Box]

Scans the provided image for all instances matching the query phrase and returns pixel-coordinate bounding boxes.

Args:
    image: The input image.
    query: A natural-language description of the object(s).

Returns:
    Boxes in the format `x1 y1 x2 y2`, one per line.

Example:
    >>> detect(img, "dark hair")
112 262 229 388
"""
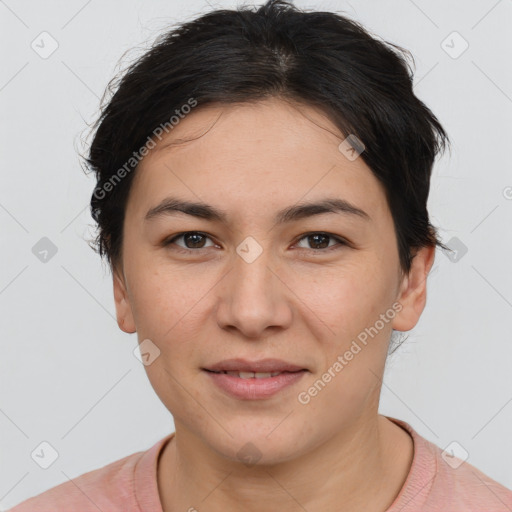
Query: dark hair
83 0 450 281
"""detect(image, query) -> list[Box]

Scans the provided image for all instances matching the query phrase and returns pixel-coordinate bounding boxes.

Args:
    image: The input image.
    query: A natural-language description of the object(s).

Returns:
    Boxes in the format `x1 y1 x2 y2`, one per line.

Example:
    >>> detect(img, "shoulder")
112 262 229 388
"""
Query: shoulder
7 450 144 512
387 417 512 511
429 447 512 510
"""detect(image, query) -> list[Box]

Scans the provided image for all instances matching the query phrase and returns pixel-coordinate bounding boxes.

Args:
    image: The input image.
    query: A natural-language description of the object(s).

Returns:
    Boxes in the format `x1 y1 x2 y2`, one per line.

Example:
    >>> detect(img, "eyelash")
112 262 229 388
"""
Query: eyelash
162 231 348 254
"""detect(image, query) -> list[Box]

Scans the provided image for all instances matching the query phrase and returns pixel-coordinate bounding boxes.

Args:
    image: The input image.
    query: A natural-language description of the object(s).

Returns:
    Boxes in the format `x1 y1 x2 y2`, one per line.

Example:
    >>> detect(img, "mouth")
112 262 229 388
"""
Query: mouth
203 369 305 379
201 359 309 400
202 357 308 374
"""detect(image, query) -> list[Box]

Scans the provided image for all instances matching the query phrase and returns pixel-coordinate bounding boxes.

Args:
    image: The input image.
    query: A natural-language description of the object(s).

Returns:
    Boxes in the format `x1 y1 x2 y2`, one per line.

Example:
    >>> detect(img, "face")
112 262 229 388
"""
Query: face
113 97 434 465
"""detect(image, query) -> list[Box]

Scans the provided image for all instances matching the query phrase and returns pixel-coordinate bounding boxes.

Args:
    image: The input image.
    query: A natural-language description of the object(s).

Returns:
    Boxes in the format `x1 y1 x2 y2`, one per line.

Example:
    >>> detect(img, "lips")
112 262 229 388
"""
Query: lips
203 358 307 374
208 370 287 379
202 359 309 400
203 360 308 400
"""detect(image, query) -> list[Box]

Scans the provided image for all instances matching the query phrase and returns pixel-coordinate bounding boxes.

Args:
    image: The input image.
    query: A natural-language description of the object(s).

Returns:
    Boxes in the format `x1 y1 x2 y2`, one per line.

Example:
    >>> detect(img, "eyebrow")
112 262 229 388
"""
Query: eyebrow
144 196 371 224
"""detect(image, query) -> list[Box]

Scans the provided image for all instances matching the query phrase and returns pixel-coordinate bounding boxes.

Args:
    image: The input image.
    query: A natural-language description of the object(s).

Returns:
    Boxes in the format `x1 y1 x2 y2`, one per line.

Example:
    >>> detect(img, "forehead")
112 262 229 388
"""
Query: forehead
128 98 390 226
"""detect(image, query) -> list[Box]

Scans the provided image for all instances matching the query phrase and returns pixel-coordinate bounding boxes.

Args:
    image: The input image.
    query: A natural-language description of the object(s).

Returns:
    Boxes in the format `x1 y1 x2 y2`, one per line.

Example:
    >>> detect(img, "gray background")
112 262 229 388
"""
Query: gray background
1 0 511 508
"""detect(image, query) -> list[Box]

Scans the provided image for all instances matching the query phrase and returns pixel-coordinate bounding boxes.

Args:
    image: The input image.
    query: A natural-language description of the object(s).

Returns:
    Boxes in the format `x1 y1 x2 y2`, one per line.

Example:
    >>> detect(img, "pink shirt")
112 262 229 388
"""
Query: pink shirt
8 416 512 511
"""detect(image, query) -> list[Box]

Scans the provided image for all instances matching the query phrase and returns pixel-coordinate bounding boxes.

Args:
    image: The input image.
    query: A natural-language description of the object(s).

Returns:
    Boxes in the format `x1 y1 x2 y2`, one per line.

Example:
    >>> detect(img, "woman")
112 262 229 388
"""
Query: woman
9 0 512 510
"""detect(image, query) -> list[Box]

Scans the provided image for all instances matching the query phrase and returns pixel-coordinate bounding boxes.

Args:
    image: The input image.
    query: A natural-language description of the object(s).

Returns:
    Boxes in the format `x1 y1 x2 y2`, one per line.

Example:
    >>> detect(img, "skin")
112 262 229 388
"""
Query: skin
112 97 435 512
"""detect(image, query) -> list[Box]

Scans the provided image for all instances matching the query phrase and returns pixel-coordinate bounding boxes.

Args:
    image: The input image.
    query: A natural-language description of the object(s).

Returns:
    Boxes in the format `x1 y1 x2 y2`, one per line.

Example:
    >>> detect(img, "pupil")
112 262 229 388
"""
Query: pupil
185 233 205 248
310 234 328 249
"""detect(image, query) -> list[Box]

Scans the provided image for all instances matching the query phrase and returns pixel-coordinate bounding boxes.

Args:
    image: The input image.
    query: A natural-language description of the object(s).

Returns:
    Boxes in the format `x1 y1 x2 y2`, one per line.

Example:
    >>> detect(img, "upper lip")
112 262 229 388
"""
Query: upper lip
203 358 307 373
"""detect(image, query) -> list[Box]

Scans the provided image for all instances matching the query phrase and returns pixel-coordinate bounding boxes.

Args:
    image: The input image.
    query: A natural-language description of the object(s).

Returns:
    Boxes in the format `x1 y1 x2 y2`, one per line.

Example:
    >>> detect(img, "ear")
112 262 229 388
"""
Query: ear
392 245 436 332
112 266 136 334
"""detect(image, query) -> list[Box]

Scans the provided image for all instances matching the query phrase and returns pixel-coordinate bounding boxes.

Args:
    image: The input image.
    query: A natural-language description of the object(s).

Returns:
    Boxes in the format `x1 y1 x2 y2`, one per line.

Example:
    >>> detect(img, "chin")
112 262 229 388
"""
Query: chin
204 424 309 467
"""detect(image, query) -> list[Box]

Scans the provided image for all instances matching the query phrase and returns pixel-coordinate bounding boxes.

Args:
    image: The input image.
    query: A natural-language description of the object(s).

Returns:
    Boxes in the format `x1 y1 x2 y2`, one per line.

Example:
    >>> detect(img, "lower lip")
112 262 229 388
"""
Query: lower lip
203 370 307 400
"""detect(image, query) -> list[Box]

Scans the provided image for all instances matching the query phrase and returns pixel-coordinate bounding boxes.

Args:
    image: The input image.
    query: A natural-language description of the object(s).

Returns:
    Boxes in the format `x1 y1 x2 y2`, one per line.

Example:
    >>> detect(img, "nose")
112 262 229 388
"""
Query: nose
215 243 293 339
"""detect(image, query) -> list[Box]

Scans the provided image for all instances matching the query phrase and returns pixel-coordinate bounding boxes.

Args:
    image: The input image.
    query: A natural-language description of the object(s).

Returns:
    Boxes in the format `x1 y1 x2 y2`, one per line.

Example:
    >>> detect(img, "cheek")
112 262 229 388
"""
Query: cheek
127 263 207 344
290 259 394 396
128 268 210 412
290 258 391 336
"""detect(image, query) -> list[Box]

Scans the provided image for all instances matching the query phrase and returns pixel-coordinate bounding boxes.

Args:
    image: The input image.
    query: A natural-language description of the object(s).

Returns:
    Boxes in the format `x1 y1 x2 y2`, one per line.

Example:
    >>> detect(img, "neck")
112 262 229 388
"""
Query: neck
157 414 413 512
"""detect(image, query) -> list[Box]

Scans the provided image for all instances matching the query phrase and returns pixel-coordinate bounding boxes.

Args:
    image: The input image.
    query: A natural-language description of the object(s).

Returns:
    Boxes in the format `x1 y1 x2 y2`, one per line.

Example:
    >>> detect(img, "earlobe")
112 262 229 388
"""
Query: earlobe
391 245 436 332
112 268 136 334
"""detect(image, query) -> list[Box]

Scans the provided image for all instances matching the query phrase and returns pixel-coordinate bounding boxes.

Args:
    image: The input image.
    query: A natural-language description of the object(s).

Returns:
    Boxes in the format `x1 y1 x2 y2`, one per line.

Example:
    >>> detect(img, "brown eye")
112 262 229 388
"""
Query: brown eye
295 232 347 251
164 231 216 251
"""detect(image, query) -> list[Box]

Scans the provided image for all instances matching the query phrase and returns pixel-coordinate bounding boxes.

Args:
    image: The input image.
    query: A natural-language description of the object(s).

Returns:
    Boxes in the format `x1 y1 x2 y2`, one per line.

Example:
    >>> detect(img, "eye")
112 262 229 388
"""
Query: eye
294 232 347 252
162 231 348 254
163 231 217 252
